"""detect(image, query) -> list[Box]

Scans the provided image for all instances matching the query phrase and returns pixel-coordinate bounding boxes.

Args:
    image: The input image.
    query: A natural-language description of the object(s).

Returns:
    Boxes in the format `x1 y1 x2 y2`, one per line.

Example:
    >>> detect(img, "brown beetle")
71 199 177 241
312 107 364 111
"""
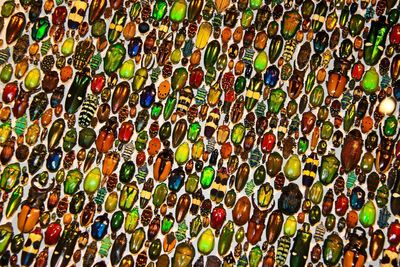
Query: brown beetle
246 196 274 245
265 210 284 244
13 86 38 119
263 246 276 267
34 247 49 267
141 205 153 226
288 68 305 99
175 193 191 223
147 215 161 241
232 196 251 226
341 129 363 173
1 137 15 165
56 196 69 218
80 201 96 227
47 184 61 210
112 82 131 114
6 12 26 44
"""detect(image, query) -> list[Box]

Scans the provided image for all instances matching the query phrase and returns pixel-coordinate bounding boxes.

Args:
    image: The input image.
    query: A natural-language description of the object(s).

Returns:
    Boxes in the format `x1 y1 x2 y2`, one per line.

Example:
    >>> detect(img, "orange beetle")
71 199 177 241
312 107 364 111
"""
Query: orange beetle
346 210 359 229
153 148 173 182
96 126 114 154
147 138 161 158
361 116 373 133
158 80 170 100
220 143 232 159
102 151 120 177
18 178 55 233
163 233 177 253
18 206 41 233
327 71 348 98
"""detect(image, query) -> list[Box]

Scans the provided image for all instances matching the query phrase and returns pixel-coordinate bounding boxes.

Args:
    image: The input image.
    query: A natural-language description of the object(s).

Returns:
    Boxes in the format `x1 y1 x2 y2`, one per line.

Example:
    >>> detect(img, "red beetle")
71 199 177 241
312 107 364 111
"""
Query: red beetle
390 24 400 45
91 73 106 95
52 6 68 26
261 131 276 154
221 71 235 91
3 82 18 103
222 89 235 114
335 193 349 217
189 67 204 88
224 90 235 103
210 205 226 231
45 221 62 245
388 220 400 249
118 121 134 144
136 151 146 166
351 61 364 81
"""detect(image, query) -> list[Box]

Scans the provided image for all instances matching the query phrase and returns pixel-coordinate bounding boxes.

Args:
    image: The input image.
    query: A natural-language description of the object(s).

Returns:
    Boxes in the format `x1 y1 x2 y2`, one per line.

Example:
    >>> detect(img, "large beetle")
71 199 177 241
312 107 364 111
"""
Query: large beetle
17 176 55 233
246 195 274 245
